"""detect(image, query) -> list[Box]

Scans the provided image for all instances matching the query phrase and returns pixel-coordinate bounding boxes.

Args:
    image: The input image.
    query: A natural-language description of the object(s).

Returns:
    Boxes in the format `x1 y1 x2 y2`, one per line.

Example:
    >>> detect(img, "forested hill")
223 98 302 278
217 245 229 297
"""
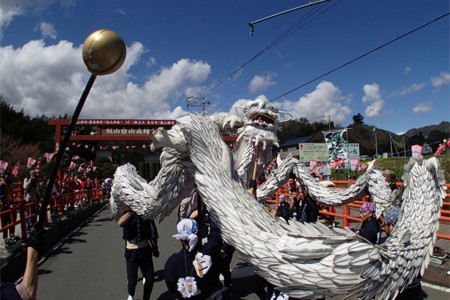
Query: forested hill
1 98 448 162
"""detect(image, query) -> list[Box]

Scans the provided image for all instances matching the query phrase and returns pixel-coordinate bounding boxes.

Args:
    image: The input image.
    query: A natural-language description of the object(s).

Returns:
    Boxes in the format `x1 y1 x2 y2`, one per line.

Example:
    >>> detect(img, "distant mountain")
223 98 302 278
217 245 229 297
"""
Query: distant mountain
403 121 450 139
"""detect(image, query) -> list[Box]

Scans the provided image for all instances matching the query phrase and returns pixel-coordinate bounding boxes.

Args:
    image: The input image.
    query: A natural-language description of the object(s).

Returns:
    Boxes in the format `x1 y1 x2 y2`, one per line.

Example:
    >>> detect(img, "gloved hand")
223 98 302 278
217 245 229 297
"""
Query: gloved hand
193 252 212 278
153 247 160 257
27 226 46 254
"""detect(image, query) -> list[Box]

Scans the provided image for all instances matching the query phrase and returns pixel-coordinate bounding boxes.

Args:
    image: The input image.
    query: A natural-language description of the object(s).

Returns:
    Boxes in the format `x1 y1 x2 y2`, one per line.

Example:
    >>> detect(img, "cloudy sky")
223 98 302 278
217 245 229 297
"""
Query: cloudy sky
0 0 448 134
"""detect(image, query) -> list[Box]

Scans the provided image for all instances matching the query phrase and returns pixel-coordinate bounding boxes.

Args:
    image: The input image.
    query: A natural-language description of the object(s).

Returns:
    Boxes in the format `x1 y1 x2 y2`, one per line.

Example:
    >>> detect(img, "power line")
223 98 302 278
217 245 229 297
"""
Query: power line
194 0 336 99
270 11 450 102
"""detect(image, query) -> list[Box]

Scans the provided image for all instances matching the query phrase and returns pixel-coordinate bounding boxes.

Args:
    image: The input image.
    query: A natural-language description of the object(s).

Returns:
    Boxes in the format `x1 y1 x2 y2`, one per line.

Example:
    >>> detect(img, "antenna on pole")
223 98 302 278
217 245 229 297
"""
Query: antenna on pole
248 0 329 35
186 96 210 115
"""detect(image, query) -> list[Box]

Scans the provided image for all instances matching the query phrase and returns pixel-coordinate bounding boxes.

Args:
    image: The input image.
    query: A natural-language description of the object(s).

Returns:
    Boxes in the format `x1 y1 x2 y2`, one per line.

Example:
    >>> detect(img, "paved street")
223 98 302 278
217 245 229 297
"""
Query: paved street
28 205 450 299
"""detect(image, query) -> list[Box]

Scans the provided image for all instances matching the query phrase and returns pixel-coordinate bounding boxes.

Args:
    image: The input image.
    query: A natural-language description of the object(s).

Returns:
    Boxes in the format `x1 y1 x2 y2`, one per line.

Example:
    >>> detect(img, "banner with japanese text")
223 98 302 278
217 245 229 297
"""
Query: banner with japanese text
322 129 348 162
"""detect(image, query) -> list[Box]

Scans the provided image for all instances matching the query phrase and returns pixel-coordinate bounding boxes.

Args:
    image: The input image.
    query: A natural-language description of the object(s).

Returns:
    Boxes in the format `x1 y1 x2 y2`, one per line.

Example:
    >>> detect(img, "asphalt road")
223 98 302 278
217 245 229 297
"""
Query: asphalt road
35 205 450 300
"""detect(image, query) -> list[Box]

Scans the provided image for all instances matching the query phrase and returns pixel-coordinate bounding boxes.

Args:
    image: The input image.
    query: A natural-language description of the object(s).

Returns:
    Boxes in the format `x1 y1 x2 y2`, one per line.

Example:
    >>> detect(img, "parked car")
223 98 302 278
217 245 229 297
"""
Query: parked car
422 143 433 155
360 155 370 161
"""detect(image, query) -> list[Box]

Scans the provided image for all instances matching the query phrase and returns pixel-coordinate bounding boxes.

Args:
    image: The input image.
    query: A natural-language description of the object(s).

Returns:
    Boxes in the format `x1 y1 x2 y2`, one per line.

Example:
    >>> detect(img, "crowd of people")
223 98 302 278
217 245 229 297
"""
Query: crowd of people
0 167 110 300
2 169 428 300
272 177 333 227
1 169 17 245
0 167 111 250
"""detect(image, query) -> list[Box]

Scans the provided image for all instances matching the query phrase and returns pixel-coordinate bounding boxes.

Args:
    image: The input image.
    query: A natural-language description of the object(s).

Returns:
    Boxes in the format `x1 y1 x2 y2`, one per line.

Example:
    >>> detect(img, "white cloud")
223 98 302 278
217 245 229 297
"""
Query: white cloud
0 0 77 41
146 56 157 67
0 0 23 40
116 8 127 15
37 22 57 39
431 71 450 88
413 102 433 113
273 81 351 124
362 83 384 118
248 73 276 93
0 39 211 120
398 82 426 96
403 66 412 75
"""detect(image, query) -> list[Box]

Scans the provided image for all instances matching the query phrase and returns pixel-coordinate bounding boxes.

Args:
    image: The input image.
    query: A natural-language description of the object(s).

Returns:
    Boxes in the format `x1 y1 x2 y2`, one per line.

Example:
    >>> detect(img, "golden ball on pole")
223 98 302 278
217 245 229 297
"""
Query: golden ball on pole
82 29 126 75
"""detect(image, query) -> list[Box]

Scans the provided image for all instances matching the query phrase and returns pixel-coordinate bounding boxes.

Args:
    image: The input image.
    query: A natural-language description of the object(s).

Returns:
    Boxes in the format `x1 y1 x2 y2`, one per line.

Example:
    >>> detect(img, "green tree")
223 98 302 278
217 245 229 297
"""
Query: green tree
408 133 425 148
278 118 329 143
0 99 54 153
427 130 447 151
352 113 364 125
0 133 41 179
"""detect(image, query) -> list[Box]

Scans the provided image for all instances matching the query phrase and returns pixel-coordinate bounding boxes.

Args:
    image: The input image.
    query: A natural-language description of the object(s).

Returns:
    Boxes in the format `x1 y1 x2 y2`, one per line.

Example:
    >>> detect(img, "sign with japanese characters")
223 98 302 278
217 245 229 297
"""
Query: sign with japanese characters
299 143 329 162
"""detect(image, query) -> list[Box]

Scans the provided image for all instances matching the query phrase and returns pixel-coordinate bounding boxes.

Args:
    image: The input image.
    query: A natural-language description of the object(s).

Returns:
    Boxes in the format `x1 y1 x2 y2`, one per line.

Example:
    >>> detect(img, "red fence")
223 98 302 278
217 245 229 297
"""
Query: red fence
0 183 104 242
268 181 450 240
4 181 449 242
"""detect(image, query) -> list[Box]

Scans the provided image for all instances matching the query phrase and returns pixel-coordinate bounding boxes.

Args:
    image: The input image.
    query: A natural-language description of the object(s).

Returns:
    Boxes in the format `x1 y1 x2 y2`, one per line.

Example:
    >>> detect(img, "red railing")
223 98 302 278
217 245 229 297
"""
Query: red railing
0 183 105 242
268 182 450 240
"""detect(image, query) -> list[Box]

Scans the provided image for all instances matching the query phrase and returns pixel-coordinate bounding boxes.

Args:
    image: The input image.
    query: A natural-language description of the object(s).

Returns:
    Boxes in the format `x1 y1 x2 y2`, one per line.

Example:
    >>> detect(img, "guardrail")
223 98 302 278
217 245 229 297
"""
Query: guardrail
0 183 105 242
268 181 450 240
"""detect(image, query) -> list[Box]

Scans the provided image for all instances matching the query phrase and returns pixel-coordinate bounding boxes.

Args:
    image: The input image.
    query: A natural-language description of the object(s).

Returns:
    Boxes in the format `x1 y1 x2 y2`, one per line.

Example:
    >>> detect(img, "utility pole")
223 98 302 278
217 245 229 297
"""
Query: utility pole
404 135 407 157
373 127 378 158
389 132 393 158
186 96 210 115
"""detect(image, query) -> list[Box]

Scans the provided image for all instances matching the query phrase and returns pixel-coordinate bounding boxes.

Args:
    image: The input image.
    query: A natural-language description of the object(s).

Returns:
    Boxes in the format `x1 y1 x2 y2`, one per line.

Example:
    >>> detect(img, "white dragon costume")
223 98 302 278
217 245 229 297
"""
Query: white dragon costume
111 99 446 299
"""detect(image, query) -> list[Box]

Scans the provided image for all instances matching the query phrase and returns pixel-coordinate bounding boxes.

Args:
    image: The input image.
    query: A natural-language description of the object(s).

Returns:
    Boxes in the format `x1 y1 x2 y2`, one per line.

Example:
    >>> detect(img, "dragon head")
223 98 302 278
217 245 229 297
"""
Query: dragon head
236 99 281 148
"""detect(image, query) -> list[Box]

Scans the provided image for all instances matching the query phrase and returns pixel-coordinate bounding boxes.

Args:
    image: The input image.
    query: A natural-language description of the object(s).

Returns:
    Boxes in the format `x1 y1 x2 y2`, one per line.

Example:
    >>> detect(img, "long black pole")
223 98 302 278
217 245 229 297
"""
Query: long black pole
248 0 329 35
37 73 97 228
249 0 328 26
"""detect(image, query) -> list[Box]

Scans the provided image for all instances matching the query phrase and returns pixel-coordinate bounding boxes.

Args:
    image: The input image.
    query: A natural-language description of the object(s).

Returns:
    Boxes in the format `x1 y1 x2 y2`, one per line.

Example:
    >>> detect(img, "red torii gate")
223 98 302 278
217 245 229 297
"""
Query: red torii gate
48 118 237 150
47 118 237 187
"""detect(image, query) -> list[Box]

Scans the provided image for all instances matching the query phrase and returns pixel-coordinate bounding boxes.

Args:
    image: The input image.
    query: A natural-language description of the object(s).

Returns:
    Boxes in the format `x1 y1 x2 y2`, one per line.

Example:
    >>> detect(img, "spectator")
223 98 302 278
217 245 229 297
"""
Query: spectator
290 192 302 221
378 206 423 300
23 171 39 231
290 188 321 224
358 202 380 244
102 178 113 199
1 169 16 241
36 177 46 203
164 218 223 300
62 173 76 194
118 207 159 300
0 226 46 300
287 178 300 193
383 170 399 192
78 176 88 206
304 195 321 224
275 194 291 223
